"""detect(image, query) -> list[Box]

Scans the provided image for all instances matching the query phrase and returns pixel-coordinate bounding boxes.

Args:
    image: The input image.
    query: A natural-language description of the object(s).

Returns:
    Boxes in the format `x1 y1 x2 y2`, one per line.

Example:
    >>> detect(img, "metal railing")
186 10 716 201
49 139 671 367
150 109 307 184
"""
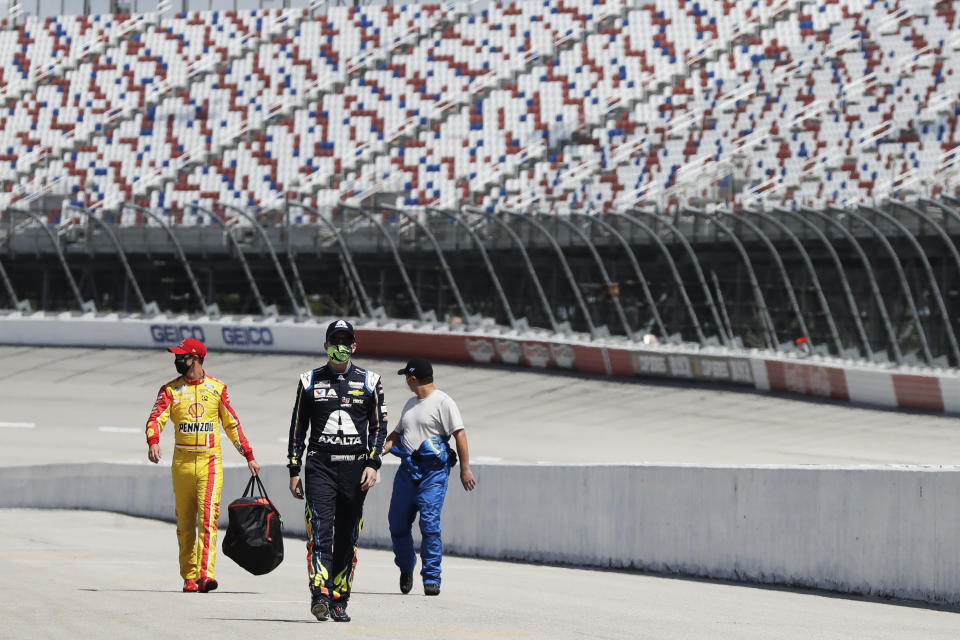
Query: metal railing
3 199 960 368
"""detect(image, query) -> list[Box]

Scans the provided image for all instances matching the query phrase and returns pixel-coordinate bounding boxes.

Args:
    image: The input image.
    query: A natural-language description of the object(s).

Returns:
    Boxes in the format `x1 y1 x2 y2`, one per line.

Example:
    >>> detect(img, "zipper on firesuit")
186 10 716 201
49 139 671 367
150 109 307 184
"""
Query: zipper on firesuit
338 374 344 428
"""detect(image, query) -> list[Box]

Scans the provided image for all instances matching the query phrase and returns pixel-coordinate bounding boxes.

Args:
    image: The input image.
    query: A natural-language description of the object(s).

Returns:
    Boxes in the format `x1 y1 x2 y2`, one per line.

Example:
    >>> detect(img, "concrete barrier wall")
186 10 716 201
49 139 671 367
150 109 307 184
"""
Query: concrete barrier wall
3 312 960 413
5 315 960 605
3 462 960 606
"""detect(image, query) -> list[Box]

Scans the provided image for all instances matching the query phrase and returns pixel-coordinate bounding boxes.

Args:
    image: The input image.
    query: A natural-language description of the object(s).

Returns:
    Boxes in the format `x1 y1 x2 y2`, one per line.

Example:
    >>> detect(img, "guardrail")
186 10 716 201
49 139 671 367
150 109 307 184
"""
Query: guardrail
2 461 959 606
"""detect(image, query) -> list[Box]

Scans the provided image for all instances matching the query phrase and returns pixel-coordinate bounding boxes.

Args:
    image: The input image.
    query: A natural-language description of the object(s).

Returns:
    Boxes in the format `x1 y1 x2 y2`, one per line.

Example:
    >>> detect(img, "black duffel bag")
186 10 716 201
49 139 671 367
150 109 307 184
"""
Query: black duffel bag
223 474 284 575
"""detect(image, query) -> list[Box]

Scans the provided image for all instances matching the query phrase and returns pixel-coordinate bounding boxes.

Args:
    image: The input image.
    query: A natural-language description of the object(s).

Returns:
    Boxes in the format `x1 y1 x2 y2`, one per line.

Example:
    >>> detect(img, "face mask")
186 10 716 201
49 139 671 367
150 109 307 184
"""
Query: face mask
174 356 189 374
326 344 352 363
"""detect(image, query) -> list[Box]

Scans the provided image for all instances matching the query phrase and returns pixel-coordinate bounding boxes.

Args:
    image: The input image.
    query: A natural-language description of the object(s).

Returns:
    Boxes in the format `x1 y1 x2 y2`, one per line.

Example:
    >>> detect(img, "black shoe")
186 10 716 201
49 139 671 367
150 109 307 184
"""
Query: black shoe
310 593 329 621
330 601 351 622
424 583 440 596
400 572 413 594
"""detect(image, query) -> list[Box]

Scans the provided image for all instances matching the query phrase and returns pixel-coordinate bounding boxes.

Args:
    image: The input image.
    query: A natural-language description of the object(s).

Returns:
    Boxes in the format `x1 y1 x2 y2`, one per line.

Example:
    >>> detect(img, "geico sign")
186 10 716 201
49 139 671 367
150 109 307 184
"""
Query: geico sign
150 324 206 343
222 326 274 347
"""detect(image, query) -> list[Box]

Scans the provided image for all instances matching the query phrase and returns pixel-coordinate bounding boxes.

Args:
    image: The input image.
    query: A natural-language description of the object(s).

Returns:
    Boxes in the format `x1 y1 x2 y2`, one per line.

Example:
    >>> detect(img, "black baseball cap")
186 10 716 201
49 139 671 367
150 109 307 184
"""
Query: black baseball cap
326 319 355 341
398 357 433 379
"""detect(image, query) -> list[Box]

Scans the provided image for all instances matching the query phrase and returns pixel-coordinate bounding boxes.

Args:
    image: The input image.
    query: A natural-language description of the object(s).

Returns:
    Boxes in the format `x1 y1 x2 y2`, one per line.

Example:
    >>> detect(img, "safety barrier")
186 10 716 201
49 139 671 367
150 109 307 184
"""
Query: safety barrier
1 312 959 413
2 461 959 606
4 313 960 605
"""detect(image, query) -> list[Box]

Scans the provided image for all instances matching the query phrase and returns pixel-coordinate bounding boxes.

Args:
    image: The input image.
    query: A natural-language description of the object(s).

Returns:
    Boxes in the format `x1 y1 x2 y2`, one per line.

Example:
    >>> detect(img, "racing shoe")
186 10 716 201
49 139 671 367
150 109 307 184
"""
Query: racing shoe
400 572 413 595
310 593 329 621
329 601 351 622
182 579 199 593
198 577 218 593
424 583 440 596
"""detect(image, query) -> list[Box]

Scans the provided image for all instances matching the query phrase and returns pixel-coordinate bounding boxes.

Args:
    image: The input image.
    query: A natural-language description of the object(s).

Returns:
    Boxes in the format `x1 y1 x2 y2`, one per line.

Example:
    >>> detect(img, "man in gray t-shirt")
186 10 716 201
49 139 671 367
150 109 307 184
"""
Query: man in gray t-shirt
382 357 476 596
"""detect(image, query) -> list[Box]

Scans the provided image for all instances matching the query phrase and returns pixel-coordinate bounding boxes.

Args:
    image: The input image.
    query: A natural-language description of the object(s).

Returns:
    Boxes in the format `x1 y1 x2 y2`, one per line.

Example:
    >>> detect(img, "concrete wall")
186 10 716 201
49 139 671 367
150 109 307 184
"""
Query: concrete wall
3 312 960 414
3 461 960 606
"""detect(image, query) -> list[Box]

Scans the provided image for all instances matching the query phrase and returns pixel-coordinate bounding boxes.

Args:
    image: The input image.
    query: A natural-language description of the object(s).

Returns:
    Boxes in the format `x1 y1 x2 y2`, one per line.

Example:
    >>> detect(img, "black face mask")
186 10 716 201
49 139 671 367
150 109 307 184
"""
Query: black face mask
174 356 190 375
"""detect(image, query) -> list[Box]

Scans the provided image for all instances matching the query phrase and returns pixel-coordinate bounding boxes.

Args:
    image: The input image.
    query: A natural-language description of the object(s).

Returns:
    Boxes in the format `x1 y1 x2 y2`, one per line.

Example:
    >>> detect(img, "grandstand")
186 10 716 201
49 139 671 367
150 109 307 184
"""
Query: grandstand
1 0 960 368
0 0 955 210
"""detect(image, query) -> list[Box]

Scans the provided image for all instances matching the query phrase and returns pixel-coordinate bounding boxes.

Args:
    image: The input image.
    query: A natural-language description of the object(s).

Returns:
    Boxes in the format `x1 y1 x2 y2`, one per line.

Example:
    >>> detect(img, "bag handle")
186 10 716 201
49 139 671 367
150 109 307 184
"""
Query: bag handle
241 474 272 502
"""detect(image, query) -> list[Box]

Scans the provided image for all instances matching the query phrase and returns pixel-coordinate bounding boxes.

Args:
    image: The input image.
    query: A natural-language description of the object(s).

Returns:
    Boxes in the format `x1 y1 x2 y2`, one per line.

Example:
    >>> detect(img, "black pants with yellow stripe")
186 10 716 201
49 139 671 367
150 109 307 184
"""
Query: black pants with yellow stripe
304 454 367 602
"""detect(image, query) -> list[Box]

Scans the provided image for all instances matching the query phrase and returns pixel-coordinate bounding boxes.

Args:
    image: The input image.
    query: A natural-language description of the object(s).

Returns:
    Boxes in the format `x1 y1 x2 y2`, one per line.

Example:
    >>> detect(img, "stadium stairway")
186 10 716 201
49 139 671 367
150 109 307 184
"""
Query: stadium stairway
510 0 959 212
478 0 806 210
288 1 487 206
150 3 475 214
3 9 306 212
0 1 956 212
338 0 632 208
0 11 155 111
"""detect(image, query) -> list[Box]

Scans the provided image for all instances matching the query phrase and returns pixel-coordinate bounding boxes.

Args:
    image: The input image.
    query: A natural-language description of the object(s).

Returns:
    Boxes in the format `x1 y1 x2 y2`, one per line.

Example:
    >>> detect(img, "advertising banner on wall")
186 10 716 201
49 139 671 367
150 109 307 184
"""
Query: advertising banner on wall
632 351 754 385
764 360 850 400
2 313 959 414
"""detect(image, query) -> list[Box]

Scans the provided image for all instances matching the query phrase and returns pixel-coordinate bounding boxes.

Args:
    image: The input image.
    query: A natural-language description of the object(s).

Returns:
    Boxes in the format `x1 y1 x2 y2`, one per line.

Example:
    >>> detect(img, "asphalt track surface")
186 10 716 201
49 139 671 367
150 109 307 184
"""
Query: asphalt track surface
2 509 959 639
2 346 960 466
2 346 960 638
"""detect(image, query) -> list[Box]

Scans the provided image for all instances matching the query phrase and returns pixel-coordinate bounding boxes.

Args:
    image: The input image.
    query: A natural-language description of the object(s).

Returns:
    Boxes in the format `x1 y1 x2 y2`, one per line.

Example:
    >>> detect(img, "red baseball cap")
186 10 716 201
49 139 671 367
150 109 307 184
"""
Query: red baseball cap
168 338 207 358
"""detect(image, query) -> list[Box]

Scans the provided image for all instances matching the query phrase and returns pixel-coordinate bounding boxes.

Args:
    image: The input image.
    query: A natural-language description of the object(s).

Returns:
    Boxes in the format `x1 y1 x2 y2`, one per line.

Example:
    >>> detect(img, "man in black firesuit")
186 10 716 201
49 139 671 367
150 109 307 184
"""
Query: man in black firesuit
287 319 387 623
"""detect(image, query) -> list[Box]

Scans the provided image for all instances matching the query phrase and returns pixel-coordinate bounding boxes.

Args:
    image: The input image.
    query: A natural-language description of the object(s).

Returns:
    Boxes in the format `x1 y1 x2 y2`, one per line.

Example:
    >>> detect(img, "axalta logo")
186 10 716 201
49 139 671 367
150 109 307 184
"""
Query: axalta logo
222 326 274 347
317 434 362 445
151 325 205 344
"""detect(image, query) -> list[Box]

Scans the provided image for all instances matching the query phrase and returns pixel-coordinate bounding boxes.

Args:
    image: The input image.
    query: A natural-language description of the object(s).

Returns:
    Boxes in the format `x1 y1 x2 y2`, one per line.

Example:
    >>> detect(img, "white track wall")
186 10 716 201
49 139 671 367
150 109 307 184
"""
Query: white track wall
3 312 960 413
2 462 959 606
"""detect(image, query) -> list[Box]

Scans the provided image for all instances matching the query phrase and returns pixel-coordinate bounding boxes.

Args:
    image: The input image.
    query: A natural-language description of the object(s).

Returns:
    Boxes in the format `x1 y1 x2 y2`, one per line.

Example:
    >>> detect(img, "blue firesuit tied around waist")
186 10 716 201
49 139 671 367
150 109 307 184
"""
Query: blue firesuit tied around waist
388 436 458 585
392 435 458 479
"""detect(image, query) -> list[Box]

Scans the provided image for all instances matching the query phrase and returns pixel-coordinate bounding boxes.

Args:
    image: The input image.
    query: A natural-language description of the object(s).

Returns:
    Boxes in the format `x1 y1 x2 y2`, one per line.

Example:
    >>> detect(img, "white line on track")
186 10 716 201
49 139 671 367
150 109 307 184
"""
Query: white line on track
0 421 35 429
98 427 140 433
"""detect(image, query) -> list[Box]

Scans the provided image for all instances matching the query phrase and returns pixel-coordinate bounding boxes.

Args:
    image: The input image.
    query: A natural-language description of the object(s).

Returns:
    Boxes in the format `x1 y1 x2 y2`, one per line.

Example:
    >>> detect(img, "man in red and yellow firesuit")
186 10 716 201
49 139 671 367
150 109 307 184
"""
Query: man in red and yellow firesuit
145 337 261 593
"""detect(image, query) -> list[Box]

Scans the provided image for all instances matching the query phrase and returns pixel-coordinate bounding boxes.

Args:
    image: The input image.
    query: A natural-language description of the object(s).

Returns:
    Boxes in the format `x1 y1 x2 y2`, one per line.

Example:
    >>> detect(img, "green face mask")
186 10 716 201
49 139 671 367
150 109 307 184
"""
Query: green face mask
326 344 351 363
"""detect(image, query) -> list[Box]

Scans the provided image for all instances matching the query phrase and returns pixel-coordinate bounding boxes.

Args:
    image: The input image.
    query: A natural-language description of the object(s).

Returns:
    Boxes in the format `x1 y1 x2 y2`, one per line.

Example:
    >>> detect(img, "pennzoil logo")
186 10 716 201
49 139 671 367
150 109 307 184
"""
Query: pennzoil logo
187 402 205 419
178 422 215 433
